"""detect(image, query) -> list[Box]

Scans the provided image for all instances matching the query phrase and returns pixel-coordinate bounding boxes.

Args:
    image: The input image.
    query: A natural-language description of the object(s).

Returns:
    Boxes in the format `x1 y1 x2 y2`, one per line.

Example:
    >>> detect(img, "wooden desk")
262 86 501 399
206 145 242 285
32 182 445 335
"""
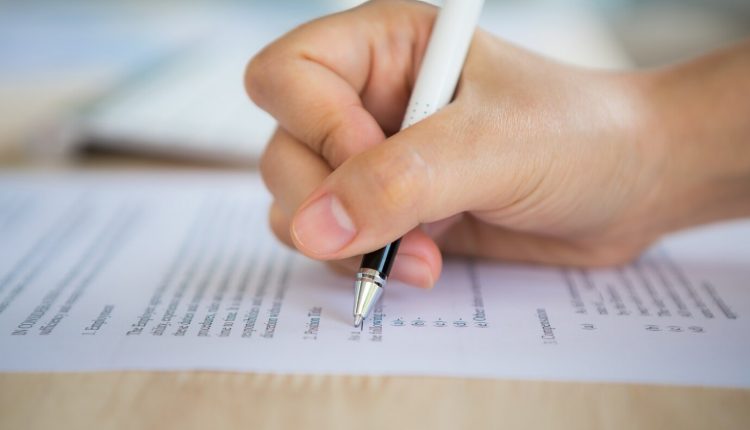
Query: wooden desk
1 373 748 430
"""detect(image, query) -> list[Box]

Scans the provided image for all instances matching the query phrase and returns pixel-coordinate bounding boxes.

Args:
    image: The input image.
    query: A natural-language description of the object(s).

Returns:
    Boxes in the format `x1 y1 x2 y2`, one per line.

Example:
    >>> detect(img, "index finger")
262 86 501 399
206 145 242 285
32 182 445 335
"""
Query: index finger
244 0 436 167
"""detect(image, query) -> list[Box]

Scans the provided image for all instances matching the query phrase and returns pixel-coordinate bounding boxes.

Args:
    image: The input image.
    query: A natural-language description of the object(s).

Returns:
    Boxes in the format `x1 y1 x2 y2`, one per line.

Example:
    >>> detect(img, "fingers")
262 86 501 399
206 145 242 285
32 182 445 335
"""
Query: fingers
260 128 331 216
245 7 381 167
389 228 442 289
245 1 437 167
263 128 442 287
436 215 646 267
271 200 441 288
269 202 294 248
288 105 525 259
322 228 442 289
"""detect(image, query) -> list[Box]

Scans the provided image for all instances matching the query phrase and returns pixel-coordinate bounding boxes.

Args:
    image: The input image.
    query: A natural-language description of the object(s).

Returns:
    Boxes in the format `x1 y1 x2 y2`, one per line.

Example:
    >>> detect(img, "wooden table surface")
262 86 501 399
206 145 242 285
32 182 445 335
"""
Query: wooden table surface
1 65 748 430
1 372 748 430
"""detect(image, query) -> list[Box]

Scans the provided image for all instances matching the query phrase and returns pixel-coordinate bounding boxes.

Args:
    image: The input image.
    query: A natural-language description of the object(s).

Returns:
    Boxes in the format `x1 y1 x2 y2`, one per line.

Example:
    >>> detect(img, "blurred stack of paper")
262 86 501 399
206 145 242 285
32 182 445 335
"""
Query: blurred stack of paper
70 44 276 165
53 2 632 165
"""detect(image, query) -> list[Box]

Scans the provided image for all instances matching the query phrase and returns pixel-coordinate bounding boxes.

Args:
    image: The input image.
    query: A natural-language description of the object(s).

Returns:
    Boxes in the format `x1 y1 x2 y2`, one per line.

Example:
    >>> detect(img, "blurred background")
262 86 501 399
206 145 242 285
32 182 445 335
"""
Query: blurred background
1 0 749 167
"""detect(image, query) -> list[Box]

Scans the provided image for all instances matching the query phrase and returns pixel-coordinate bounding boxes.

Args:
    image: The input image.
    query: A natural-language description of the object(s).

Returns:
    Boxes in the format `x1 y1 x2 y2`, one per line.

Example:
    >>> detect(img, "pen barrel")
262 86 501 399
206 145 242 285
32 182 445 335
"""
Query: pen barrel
360 239 401 278
358 1 483 282
401 0 484 129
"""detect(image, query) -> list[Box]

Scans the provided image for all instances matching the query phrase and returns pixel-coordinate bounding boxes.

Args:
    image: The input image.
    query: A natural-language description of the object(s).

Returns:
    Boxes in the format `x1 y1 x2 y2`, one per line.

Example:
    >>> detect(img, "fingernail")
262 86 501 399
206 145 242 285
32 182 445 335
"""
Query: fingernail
292 194 356 255
391 254 434 289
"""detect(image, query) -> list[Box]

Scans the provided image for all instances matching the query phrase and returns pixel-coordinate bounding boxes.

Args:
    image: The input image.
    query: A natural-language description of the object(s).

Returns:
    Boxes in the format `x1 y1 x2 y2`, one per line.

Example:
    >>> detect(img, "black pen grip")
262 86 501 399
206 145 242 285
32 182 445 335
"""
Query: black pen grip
360 239 402 278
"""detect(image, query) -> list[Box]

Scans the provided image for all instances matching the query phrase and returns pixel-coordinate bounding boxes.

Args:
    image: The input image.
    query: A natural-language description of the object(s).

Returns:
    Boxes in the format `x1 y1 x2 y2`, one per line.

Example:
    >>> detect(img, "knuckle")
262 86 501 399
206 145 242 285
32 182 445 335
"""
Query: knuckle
244 48 275 106
268 205 293 248
366 145 430 215
259 138 280 192
317 125 344 167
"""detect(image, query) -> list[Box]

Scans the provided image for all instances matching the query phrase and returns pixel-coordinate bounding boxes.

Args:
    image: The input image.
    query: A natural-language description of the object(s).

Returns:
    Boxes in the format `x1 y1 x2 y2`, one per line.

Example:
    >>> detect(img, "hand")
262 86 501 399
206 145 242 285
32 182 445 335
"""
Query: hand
245 0 750 288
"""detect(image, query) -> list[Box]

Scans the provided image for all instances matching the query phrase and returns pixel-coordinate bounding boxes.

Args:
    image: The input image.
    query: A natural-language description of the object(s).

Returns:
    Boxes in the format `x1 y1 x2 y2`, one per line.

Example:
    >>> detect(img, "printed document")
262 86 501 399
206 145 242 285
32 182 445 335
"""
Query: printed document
0 172 748 388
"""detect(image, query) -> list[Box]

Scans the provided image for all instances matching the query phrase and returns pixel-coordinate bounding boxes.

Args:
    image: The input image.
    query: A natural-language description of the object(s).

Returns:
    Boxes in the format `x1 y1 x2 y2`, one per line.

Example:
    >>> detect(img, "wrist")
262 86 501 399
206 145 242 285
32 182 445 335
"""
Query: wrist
636 49 750 234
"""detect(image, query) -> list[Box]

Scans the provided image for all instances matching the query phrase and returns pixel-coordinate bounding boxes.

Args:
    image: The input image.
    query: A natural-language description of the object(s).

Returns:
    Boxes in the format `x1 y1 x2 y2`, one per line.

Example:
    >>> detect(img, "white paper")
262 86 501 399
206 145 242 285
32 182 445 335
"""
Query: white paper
0 172 748 388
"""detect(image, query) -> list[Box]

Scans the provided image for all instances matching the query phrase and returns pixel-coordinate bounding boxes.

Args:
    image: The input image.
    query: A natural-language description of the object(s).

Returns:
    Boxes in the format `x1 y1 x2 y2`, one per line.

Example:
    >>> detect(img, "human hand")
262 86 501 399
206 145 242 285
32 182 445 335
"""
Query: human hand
245 0 750 288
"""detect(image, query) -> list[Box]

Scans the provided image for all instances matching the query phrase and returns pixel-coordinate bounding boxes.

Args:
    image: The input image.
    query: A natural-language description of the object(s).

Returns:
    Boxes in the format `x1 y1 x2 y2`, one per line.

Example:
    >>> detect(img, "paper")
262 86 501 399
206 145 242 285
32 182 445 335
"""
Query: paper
0 172 748 388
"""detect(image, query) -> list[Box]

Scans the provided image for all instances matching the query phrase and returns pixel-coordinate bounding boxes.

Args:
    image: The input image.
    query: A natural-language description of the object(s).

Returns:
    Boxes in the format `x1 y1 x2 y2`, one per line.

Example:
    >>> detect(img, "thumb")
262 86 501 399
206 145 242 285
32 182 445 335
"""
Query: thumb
289 107 498 259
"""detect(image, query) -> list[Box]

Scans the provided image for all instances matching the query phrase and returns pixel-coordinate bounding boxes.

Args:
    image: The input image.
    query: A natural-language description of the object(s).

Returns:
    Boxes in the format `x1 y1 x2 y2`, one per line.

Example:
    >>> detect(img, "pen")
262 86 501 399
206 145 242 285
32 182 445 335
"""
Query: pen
353 0 484 327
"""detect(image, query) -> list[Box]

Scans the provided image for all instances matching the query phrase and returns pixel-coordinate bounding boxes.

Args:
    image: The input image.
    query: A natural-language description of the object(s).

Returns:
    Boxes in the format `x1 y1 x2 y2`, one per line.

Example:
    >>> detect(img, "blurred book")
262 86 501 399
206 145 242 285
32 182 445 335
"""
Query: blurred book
66 43 276 166
46 3 631 166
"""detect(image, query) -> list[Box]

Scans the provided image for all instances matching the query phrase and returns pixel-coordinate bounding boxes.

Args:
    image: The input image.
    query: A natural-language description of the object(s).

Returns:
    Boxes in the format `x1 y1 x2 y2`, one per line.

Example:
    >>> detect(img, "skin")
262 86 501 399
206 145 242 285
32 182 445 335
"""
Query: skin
245 0 750 289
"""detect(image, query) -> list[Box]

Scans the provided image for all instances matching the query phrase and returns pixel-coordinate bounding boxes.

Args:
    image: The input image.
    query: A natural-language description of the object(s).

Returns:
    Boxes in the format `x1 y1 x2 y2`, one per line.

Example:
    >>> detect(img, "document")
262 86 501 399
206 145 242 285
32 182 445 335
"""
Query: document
0 172 748 388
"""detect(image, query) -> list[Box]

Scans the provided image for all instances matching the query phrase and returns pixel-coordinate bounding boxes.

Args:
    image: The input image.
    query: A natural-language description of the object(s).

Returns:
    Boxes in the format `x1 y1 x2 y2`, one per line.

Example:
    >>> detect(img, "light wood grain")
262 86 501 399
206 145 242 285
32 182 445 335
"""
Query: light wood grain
1 372 748 430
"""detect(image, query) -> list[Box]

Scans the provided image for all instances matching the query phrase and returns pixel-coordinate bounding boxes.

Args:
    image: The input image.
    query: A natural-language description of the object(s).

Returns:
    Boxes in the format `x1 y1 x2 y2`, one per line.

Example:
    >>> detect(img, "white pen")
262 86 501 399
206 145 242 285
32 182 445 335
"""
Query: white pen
353 0 485 327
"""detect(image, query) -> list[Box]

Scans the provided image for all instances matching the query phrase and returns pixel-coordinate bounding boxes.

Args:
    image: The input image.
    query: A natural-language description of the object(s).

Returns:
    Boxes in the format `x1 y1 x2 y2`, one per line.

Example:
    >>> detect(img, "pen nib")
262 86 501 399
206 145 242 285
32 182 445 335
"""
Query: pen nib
353 314 363 328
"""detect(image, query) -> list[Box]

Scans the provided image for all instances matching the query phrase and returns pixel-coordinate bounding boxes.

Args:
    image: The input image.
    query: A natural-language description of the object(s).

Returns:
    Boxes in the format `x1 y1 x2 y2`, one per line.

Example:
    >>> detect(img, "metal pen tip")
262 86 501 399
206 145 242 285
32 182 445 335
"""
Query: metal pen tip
353 269 385 329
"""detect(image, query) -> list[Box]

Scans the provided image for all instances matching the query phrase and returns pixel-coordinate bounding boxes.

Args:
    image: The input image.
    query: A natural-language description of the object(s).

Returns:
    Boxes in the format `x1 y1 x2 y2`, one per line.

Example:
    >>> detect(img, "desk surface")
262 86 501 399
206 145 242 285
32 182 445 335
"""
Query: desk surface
1 372 749 430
